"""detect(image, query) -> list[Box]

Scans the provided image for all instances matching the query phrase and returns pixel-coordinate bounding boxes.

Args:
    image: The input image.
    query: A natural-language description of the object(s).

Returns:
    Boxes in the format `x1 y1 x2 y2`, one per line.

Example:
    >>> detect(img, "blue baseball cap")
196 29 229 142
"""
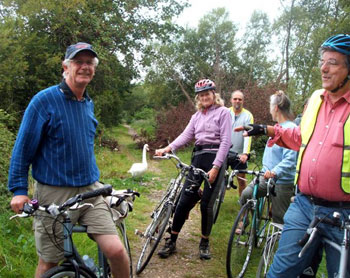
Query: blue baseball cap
65 42 98 59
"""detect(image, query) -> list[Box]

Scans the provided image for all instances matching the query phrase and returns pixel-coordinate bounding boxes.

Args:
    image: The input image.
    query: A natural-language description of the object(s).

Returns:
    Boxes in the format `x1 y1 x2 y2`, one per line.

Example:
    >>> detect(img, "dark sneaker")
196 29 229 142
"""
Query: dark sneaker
158 238 176 258
199 241 211 260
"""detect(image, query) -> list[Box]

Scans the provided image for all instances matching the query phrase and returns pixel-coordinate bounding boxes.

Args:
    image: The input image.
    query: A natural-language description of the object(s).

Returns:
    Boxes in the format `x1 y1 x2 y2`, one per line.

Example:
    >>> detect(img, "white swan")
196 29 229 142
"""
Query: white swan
127 144 149 177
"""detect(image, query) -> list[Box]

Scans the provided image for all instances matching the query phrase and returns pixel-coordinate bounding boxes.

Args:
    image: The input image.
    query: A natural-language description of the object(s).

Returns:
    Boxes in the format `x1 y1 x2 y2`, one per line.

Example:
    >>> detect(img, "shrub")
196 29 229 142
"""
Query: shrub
149 101 195 150
0 110 16 196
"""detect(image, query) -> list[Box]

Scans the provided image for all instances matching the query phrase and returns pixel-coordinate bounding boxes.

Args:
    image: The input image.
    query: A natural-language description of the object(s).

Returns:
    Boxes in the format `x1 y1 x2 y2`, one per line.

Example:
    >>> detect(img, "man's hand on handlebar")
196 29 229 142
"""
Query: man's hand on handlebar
10 195 31 214
239 153 249 164
155 146 172 157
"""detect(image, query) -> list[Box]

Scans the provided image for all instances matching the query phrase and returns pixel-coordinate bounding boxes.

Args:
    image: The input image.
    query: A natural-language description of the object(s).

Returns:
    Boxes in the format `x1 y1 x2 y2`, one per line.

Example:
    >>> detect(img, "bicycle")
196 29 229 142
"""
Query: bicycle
226 170 274 278
214 151 253 224
11 185 139 278
256 222 283 277
296 211 350 278
135 152 209 274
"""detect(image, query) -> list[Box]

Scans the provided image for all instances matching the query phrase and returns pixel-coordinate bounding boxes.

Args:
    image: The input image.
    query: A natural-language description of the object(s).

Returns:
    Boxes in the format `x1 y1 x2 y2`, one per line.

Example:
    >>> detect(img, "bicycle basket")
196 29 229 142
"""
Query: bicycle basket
104 190 135 222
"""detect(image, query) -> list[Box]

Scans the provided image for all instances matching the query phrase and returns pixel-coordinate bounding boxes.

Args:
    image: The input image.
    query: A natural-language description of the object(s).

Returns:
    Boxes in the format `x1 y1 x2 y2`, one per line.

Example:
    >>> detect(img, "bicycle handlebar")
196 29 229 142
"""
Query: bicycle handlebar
298 213 343 258
153 153 210 186
231 169 263 176
11 184 114 219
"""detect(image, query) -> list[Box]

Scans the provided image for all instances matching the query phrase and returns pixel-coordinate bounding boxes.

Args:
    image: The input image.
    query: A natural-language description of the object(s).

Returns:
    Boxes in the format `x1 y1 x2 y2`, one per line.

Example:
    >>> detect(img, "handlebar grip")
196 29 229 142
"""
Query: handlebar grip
298 217 320 247
80 185 113 200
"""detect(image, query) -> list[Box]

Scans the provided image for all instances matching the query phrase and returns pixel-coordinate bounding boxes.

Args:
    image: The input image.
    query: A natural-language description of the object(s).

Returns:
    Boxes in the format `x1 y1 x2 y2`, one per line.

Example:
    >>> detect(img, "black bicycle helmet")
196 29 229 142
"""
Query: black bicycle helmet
321 34 350 56
194 79 216 94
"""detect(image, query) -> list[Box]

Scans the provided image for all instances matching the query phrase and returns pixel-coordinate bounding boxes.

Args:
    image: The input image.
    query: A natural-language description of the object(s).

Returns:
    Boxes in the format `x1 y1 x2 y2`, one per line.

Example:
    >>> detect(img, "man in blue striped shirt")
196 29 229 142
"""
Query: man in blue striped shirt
8 42 129 278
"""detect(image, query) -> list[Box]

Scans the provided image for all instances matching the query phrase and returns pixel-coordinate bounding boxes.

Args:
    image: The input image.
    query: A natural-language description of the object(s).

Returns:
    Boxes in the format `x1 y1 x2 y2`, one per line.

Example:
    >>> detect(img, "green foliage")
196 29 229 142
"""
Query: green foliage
94 89 123 127
144 7 240 108
238 11 276 86
0 0 188 126
273 0 350 97
0 110 15 189
131 107 157 140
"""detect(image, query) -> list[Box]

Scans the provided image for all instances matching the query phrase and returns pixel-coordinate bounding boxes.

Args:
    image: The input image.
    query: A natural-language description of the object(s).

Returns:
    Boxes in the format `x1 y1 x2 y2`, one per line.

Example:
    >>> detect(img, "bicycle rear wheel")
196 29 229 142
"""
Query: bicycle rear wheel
136 203 172 274
256 232 280 278
116 221 133 278
41 265 95 278
226 203 255 278
213 181 226 223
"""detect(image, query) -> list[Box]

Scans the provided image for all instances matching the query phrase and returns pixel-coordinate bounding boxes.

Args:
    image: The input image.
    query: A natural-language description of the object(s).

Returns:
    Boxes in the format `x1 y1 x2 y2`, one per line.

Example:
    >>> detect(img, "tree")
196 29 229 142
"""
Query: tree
273 0 350 109
237 11 276 87
144 7 240 108
0 0 188 126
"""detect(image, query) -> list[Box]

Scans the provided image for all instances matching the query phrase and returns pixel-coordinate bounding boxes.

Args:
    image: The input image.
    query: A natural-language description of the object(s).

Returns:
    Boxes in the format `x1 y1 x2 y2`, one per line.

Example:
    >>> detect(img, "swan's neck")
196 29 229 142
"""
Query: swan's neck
142 147 147 164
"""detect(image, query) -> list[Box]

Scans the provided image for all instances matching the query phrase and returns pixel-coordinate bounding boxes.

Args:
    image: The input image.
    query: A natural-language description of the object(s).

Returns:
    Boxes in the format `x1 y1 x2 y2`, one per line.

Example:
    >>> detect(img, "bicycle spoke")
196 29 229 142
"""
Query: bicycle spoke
226 203 255 278
136 204 172 274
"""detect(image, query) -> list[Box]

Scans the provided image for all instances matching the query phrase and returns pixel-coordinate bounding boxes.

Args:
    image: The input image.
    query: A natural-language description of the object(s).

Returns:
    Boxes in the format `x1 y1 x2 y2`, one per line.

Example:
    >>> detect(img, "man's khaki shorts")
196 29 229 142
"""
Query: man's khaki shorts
33 181 117 263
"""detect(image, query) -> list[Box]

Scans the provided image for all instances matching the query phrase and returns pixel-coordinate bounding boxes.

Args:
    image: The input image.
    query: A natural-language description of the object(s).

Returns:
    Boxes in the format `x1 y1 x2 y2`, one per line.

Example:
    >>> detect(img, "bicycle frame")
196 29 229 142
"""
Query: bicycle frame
237 171 272 244
61 218 109 278
226 171 273 278
12 185 137 278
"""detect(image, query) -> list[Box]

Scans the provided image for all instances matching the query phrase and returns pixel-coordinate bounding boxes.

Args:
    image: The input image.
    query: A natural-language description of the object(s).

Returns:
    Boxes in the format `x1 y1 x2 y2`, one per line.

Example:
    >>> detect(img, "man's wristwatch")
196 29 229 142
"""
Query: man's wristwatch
213 165 220 170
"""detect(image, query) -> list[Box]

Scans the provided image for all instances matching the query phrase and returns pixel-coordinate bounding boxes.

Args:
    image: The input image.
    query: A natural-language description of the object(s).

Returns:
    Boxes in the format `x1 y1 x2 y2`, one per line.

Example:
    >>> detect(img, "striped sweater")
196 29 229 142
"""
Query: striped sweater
8 81 99 196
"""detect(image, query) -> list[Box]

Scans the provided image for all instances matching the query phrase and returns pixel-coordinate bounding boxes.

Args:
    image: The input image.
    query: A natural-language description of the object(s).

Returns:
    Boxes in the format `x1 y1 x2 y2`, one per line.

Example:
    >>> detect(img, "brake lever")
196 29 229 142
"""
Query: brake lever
10 212 30 220
69 203 94 211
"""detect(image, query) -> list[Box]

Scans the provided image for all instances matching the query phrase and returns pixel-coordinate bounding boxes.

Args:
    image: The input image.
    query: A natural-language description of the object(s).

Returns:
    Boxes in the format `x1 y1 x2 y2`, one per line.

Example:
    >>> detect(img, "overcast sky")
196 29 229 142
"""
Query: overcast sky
175 0 282 35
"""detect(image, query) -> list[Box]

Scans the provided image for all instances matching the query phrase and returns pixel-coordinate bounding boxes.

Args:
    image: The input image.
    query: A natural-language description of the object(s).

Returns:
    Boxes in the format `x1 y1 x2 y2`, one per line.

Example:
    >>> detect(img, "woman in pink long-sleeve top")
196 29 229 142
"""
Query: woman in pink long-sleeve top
155 79 232 260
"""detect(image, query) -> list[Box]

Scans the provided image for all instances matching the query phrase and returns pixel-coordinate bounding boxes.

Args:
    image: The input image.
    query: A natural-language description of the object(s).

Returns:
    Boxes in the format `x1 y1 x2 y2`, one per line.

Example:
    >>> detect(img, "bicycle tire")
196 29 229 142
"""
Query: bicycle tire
136 203 173 274
226 203 255 278
256 233 280 278
213 181 226 223
256 196 270 248
41 264 95 278
116 221 133 278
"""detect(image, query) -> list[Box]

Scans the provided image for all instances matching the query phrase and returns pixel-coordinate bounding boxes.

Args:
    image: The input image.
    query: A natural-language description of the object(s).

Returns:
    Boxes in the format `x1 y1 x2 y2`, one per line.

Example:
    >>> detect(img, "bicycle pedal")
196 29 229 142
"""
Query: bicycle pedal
135 229 144 237
230 182 237 189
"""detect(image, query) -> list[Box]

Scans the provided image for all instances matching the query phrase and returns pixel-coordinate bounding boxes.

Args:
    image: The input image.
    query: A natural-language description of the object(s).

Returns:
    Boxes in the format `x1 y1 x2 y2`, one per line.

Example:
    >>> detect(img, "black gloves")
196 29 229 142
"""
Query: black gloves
243 124 267 136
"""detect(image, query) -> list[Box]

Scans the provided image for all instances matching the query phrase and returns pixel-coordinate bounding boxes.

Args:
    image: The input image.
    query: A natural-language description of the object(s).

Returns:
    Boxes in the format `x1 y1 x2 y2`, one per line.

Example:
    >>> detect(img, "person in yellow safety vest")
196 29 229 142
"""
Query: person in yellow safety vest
236 34 350 278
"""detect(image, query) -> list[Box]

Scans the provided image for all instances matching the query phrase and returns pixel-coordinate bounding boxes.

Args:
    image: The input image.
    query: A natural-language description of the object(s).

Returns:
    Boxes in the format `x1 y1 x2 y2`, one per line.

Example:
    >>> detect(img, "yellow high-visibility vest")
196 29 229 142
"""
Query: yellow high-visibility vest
296 89 350 193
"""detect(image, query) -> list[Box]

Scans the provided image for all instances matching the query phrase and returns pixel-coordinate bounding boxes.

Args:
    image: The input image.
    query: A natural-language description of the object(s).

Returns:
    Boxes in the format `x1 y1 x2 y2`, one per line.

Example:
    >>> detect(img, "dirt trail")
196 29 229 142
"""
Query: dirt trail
124 125 215 278
132 190 206 278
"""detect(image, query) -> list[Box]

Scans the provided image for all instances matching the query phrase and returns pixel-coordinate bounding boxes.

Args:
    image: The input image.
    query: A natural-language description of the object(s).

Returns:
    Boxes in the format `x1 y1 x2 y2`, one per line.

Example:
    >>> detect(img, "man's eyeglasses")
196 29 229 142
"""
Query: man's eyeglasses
71 59 96 66
318 59 344 68
232 98 243 101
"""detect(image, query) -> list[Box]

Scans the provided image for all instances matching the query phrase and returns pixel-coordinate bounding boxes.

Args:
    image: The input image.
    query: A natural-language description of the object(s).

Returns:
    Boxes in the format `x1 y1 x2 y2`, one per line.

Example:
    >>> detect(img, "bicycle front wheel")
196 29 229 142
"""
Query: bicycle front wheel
41 265 95 278
256 233 280 278
226 203 255 278
116 221 133 278
256 196 270 248
136 203 172 274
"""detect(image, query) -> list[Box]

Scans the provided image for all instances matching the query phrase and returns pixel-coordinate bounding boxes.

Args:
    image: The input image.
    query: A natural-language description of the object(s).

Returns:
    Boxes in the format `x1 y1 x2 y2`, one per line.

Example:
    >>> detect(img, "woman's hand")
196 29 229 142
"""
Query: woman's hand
207 167 219 184
154 146 172 156
264 170 276 180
